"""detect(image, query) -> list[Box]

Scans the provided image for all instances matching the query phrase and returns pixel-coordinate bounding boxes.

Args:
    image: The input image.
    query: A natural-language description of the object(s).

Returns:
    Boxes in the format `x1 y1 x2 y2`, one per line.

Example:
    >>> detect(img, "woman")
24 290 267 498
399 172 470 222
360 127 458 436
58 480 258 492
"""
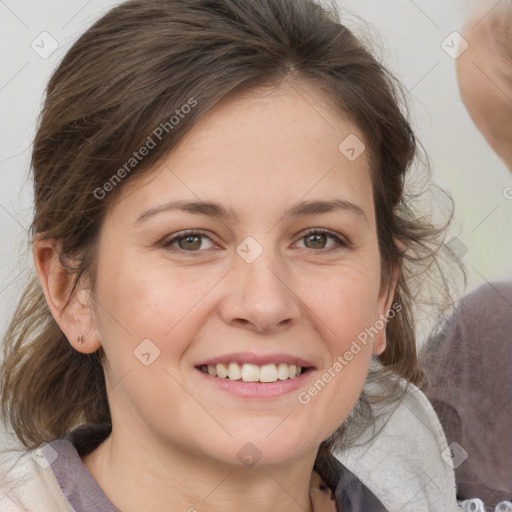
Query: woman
0 0 462 510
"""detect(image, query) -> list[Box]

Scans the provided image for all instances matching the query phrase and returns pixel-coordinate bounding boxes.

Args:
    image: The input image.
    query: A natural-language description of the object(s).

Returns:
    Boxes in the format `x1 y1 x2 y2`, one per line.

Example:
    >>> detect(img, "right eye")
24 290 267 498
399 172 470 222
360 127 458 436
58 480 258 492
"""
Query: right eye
161 230 217 252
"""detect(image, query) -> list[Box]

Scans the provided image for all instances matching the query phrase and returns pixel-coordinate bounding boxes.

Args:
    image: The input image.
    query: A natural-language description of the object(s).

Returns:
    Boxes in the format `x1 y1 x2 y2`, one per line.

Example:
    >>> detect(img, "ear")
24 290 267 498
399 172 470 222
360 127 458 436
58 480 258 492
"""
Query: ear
372 247 401 356
32 234 102 354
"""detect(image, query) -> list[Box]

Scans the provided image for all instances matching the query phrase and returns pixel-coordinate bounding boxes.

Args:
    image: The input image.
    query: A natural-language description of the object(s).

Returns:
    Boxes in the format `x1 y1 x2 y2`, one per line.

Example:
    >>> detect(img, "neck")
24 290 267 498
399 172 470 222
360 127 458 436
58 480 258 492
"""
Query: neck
81 424 321 512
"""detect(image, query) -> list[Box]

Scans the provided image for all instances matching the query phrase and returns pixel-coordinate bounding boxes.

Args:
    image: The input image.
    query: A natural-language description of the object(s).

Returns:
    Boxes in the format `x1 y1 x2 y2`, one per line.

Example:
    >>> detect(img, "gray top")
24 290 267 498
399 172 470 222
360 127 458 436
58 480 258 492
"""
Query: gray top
45 439 119 512
421 282 512 509
45 425 389 512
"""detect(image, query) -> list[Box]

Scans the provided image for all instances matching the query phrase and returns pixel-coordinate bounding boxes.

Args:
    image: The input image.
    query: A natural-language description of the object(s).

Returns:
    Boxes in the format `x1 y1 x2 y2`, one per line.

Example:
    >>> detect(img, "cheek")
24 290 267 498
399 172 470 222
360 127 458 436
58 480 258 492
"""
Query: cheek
302 263 382 344
290 262 381 417
93 260 216 431
296 331 373 443
93 255 216 379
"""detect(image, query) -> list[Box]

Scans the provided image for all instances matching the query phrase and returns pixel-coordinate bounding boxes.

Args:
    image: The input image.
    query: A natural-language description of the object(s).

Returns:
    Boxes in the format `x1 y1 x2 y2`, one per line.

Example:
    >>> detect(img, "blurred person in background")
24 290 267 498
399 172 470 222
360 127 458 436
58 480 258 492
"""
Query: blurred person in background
421 1 512 510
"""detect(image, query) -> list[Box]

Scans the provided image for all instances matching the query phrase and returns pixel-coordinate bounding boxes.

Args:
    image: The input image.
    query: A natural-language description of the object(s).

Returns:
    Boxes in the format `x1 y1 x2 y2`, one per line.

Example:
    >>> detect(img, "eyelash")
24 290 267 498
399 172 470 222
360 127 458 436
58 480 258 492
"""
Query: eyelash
160 228 348 254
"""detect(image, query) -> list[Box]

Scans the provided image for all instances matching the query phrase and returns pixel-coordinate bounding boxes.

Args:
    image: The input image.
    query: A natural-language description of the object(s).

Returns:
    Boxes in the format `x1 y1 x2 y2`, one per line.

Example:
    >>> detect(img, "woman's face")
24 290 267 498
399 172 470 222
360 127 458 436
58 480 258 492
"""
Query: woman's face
86 80 397 466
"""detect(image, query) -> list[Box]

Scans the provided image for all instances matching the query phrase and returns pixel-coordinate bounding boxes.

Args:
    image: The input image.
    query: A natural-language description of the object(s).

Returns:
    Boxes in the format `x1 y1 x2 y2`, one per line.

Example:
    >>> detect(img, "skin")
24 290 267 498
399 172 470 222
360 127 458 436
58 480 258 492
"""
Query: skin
33 79 398 512
456 6 512 171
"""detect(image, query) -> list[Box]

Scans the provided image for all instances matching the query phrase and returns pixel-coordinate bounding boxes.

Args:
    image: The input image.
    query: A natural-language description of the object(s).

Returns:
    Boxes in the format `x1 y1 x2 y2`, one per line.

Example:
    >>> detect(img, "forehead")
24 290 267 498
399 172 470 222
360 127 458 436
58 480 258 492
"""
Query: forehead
111 80 375 227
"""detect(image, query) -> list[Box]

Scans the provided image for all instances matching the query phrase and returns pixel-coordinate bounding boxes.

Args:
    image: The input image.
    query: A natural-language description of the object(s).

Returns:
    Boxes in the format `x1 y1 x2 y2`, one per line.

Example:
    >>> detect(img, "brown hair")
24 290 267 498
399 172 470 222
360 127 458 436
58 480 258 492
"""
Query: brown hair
1 0 461 478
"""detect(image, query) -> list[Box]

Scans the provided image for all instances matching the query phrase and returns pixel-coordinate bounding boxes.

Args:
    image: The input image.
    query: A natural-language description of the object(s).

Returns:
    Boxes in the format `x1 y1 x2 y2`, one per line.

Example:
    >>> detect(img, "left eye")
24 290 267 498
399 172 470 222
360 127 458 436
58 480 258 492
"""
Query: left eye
295 229 346 251
161 229 346 252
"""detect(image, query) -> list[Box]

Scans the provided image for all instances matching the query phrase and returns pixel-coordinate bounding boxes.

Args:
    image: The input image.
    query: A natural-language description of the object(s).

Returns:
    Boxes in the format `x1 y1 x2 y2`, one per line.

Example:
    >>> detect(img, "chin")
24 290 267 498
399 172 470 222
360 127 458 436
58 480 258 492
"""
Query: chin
205 434 314 468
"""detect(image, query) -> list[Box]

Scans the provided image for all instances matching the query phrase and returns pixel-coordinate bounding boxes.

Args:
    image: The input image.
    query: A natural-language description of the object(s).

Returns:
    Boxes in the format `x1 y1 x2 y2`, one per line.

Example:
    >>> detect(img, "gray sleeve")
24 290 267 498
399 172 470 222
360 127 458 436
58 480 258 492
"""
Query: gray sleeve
420 282 512 509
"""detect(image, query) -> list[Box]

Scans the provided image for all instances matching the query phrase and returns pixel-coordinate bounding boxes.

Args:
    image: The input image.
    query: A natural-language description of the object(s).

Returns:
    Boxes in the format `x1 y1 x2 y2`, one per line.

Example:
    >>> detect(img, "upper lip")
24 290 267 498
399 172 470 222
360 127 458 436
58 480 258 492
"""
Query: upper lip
195 352 316 369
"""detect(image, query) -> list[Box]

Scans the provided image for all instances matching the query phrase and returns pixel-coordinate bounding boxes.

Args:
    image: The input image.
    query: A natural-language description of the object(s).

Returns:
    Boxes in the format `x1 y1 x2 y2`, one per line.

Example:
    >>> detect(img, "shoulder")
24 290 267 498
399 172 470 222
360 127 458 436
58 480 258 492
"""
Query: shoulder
419 281 512 430
462 281 512 304
455 281 511 324
333 370 462 512
0 442 74 512
420 280 512 426
430 281 512 351
420 282 512 507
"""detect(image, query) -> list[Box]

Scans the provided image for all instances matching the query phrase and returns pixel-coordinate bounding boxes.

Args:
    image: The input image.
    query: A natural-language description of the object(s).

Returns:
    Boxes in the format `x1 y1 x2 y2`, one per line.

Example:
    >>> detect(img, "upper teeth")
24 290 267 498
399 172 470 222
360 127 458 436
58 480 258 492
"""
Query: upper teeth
200 363 303 382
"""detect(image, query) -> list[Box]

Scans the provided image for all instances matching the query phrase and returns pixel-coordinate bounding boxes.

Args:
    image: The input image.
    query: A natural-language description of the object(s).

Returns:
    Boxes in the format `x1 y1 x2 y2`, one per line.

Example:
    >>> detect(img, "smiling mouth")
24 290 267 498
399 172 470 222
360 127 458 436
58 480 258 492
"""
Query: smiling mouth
196 363 312 383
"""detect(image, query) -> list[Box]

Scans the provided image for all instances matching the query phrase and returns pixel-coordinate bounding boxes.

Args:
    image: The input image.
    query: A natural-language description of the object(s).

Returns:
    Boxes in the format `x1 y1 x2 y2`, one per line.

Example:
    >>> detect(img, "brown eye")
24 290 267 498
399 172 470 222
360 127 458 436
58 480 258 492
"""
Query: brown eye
162 231 215 252
177 234 202 250
296 229 347 251
304 233 328 249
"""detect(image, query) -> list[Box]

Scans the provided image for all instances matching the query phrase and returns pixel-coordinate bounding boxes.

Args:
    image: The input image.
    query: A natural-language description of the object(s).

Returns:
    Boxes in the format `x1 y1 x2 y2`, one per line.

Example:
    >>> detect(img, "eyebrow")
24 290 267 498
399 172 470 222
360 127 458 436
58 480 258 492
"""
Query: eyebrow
134 198 368 225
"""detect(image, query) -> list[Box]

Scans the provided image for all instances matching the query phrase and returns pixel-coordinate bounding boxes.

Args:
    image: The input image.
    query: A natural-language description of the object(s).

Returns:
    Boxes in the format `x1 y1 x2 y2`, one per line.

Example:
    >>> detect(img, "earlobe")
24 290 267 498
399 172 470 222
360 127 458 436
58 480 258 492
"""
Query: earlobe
32 234 101 354
372 336 386 356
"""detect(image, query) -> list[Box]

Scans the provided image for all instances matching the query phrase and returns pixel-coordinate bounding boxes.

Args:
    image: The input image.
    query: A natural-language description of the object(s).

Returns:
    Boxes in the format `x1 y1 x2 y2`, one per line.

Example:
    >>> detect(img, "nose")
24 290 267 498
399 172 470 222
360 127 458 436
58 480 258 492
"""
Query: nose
218 244 301 334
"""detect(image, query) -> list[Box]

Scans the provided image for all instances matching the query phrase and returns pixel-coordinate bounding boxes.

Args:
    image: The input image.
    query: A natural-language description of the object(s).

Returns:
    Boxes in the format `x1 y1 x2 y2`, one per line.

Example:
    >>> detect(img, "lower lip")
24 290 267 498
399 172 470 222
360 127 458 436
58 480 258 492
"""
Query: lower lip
194 367 315 398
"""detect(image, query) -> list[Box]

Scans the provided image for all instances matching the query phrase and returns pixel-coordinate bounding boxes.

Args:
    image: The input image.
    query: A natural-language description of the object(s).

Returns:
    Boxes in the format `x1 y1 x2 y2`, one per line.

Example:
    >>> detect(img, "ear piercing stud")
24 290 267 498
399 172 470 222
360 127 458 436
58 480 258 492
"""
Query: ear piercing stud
77 334 85 344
